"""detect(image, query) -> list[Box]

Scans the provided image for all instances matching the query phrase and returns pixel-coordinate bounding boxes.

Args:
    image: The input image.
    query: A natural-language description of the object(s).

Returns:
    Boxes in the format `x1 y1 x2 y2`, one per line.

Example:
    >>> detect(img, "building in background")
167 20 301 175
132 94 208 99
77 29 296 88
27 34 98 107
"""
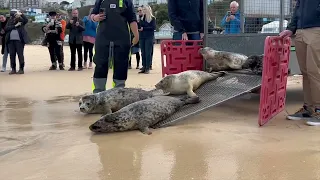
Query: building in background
34 12 47 23
7 0 44 9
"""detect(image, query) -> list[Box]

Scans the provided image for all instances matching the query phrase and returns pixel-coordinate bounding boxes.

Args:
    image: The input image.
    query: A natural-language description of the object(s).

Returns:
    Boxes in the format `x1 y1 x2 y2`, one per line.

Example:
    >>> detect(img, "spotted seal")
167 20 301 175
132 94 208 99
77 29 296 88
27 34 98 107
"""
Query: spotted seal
79 87 165 115
154 70 226 98
198 47 248 72
89 95 200 135
241 54 264 75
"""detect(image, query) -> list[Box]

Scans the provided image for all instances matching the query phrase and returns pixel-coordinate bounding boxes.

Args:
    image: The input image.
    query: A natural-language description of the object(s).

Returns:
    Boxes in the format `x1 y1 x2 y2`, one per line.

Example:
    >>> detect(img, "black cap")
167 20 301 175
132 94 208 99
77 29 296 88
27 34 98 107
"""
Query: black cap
48 11 57 16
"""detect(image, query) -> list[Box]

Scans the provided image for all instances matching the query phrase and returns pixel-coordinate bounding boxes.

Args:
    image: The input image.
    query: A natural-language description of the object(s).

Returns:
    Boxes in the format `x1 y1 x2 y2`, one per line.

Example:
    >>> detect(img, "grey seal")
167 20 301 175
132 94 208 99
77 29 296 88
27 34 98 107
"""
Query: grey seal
154 70 226 98
241 54 264 75
198 47 248 72
79 87 165 115
89 95 200 135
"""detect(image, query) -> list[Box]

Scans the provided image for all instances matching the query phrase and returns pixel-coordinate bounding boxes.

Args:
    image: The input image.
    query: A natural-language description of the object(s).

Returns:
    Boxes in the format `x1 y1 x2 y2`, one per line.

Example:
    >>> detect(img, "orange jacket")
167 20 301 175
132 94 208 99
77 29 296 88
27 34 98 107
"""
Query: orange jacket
60 19 66 41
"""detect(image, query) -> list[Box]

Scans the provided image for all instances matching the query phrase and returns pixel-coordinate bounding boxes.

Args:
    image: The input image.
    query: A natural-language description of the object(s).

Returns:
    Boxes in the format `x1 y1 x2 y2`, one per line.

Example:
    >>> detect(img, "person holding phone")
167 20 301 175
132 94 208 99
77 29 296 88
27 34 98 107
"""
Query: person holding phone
90 0 139 93
66 9 85 71
82 8 98 69
4 9 29 75
221 1 241 34
41 11 64 71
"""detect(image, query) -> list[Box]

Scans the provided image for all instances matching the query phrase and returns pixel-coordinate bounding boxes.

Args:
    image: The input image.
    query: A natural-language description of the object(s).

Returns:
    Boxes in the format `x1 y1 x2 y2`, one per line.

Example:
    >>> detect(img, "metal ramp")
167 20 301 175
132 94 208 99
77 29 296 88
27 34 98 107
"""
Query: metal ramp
152 72 262 128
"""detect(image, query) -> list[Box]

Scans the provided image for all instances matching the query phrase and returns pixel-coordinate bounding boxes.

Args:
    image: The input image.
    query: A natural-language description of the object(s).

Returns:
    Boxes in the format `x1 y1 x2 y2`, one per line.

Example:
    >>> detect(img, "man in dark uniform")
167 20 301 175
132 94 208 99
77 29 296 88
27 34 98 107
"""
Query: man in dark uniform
90 0 139 93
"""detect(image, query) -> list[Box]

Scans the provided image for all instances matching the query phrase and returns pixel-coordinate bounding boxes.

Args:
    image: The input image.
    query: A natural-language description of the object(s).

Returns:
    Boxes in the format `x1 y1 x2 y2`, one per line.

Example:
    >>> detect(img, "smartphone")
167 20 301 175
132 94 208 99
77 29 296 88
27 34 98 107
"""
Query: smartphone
50 19 55 24
99 8 106 14
72 17 78 22
227 11 231 16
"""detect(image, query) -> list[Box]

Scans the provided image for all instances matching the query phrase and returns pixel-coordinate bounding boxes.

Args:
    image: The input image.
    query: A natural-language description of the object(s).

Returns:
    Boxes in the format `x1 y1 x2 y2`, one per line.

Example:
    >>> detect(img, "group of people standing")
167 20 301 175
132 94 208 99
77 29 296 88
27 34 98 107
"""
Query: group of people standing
42 8 98 71
0 9 29 74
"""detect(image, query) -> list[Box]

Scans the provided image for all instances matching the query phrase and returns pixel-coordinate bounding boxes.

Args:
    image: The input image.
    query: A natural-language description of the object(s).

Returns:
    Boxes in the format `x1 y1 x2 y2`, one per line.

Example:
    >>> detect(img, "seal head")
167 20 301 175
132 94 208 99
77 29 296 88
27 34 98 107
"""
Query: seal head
79 94 97 113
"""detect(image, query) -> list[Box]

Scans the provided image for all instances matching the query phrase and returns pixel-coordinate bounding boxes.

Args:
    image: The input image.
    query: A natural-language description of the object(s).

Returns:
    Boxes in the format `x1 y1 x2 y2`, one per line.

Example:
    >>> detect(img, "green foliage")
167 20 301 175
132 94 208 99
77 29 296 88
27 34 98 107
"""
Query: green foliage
25 22 44 43
149 3 169 31
77 5 94 19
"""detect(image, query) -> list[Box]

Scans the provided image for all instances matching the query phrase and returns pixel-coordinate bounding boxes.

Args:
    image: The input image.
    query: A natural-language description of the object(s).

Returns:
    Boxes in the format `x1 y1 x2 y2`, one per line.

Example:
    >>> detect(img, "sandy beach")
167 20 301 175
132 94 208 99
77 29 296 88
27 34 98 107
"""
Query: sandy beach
0 44 319 180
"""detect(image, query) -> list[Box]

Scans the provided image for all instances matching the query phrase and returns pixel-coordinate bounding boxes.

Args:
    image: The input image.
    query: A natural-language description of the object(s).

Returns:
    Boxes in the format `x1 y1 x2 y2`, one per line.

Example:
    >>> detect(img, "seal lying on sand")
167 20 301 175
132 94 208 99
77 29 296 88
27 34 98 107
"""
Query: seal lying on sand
79 88 165 115
155 70 226 98
241 54 264 75
89 95 200 135
199 47 248 72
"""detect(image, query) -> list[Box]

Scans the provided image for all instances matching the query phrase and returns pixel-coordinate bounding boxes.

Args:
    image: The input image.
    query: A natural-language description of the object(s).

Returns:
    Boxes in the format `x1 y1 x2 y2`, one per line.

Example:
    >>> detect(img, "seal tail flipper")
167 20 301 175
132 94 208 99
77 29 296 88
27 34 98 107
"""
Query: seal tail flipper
148 89 170 96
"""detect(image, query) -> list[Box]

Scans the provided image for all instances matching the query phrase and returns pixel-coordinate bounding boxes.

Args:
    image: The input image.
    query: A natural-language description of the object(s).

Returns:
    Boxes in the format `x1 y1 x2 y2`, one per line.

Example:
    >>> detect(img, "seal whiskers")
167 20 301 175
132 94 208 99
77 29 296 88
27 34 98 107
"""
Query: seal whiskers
89 96 200 135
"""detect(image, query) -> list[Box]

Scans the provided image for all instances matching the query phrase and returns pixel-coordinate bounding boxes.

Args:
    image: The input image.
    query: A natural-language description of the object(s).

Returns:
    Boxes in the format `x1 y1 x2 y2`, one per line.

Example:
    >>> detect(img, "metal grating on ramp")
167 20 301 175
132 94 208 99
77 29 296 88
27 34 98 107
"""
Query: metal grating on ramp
152 73 262 128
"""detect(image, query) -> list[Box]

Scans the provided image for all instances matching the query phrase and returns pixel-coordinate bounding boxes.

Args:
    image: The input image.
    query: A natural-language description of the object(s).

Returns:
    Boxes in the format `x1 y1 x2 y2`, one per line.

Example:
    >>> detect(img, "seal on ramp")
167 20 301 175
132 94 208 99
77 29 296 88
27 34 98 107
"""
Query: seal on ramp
155 70 226 98
89 95 200 135
198 47 248 72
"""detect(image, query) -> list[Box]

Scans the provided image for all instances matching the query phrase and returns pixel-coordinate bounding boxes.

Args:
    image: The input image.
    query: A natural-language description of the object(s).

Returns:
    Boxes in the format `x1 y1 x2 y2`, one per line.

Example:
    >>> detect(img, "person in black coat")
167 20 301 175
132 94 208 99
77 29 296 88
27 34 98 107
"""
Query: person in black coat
4 9 29 75
0 14 9 72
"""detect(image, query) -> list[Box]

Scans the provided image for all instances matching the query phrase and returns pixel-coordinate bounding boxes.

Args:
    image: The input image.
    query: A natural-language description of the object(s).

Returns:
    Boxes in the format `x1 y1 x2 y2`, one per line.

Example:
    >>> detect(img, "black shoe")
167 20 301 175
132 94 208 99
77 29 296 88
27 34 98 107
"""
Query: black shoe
150 66 152 70
140 67 144 70
49 65 57 70
59 65 64 70
128 65 132 69
136 66 139 69
68 67 75 71
17 69 24 74
78 67 83 71
9 69 16 75
144 70 150 74
138 69 145 74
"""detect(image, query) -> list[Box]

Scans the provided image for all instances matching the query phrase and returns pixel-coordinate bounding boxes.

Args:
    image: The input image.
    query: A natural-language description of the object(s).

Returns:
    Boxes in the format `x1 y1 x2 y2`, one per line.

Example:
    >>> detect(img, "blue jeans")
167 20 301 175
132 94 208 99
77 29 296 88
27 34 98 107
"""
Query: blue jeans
172 32 201 40
140 38 153 70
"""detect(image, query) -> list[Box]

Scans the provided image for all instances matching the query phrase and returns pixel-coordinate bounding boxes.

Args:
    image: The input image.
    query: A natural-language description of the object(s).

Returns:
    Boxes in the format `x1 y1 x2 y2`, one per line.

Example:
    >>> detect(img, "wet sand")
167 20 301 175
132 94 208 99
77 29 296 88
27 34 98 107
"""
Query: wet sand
0 45 319 180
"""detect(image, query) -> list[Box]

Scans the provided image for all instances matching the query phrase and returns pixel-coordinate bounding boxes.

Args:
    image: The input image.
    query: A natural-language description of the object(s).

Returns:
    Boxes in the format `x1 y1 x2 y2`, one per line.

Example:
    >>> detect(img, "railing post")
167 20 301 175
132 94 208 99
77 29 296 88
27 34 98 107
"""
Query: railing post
279 0 285 32
240 0 245 33
203 0 208 71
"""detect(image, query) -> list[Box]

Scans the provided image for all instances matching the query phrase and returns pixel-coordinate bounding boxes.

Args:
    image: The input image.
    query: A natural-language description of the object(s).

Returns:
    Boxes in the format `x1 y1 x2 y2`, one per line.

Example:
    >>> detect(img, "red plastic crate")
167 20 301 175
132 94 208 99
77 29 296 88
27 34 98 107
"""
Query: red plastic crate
160 40 203 77
258 36 291 126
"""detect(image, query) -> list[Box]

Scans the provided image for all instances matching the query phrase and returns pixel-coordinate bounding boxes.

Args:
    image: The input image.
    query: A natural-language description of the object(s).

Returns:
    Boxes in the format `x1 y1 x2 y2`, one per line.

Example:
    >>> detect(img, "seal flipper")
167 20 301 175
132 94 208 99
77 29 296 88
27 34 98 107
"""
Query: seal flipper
148 89 170 96
138 126 152 135
180 95 201 105
186 79 198 98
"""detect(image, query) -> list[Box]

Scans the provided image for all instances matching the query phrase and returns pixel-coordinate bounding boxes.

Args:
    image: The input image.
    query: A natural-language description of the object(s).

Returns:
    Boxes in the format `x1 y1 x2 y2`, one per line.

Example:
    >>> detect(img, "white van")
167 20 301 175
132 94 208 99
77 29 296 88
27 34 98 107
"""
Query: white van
261 20 288 33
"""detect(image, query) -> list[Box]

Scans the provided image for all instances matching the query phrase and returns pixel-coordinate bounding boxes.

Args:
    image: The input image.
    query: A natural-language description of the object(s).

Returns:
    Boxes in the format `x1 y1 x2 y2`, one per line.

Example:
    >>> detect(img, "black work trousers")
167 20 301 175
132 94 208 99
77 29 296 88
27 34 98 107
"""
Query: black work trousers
49 42 62 64
69 43 83 68
9 40 25 70
83 41 94 63
93 43 130 81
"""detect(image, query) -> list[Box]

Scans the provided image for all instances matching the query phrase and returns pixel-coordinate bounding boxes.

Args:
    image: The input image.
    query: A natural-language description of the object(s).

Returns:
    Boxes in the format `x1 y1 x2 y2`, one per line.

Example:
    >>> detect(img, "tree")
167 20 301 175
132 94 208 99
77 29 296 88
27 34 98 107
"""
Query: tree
80 0 86 7
149 3 169 30
60 1 70 10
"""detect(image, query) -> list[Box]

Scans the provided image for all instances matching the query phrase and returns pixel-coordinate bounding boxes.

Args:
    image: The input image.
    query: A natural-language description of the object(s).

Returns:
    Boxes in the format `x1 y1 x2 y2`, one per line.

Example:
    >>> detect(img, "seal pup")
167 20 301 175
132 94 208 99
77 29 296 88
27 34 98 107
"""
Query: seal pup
79 87 165 115
198 47 248 72
155 70 226 98
241 54 264 75
89 95 200 135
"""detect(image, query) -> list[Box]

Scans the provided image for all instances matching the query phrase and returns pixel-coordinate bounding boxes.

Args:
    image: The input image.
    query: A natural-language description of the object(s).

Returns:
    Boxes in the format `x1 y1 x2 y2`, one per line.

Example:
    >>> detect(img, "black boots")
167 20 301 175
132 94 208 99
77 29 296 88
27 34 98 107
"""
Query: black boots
9 68 24 75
